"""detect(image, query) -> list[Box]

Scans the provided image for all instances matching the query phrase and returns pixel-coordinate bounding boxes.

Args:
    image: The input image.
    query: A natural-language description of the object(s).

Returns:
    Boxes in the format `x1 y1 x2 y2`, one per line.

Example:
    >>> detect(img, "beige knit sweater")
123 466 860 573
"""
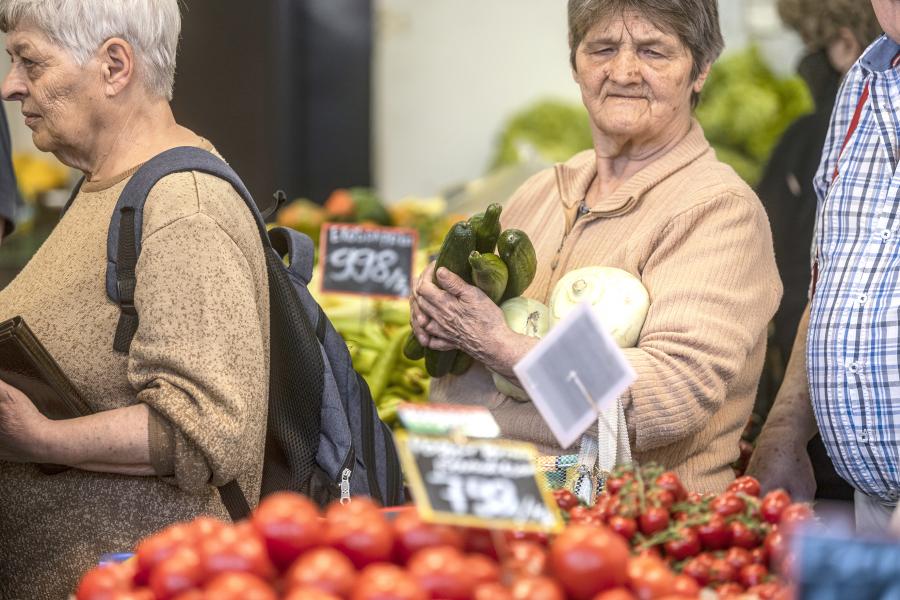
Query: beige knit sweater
0 143 270 600
432 121 782 494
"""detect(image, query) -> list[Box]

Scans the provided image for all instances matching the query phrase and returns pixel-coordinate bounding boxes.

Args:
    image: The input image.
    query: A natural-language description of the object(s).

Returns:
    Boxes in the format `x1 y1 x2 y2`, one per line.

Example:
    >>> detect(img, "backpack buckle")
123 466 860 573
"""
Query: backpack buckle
117 278 137 314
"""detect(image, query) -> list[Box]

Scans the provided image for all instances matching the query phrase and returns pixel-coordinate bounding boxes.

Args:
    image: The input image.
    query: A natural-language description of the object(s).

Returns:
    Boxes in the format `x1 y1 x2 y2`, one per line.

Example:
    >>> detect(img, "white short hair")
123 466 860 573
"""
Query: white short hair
0 0 181 100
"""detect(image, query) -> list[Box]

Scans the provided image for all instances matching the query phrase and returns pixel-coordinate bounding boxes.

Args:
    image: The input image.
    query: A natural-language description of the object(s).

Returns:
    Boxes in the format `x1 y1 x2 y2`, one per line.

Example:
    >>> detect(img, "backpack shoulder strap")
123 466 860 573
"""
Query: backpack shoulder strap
268 226 315 285
108 146 269 353
62 177 85 214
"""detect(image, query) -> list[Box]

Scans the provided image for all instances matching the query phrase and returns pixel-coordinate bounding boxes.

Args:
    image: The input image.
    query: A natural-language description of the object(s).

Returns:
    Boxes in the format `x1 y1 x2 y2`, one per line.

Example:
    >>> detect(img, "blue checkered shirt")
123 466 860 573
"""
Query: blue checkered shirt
809 35 900 505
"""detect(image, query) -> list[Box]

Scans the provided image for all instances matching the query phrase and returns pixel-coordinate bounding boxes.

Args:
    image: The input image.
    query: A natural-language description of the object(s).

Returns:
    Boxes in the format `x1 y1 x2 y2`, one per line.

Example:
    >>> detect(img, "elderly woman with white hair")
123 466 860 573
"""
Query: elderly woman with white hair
0 1 269 597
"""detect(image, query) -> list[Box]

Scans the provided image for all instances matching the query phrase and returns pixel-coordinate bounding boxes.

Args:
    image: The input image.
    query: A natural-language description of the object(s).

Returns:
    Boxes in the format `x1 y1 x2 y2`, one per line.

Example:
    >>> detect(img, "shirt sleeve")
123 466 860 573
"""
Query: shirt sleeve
127 210 267 493
621 192 782 452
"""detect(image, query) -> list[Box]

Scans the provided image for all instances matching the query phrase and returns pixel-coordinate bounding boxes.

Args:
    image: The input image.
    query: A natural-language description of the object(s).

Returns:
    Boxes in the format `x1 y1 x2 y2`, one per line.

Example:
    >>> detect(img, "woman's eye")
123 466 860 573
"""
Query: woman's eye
642 49 664 58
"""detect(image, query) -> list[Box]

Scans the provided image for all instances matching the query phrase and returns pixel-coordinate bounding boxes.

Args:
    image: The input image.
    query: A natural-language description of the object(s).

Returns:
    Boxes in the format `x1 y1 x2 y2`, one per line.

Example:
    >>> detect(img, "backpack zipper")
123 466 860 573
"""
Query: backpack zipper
337 446 355 504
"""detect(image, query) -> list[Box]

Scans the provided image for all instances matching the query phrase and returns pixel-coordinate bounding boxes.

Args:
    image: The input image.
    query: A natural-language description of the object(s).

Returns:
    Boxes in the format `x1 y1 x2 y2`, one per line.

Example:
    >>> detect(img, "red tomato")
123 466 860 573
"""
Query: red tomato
76 565 130 600
325 505 394 569
553 489 580 511
727 476 761 497
106 592 154 600
663 528 700 560
149 547 204 600
760 490 791 525
463 528 499 560
510 576 566 600
724 547 752 572
252 492 324 570
626 556 677 599
605 474 633 496
592 496 612 522
680 557 710 587
549 524 629 599
707 558 736 585
504 540 548 578
591 589 637 600
710 493 745 518
715 582 745 597
696 514 732 550
189 517 227 540
391 509 464 564
751 546 768 565
466 553 501 586
779 504 814 532
135 524 195 585
171 592 206 600
284 547 356 598
569 505 593 523
764 529 786 570
654 472 687 502
204 573 277 600
351 564 427 600
639 507 670 536
473 583 513 600
506 530 550 546
608 516 638 542
729 521 759 549
407 546 473 600
747 582 782 600
647 489 676 510
198 522 275 581
284 588 341 600
739 563 768 588
671 574 700 596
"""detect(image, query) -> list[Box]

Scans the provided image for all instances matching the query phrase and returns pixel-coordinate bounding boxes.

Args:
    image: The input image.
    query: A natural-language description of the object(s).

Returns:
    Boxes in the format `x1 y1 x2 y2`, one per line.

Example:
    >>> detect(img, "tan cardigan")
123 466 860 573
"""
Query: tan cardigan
432 121 782 494
0 144 270 600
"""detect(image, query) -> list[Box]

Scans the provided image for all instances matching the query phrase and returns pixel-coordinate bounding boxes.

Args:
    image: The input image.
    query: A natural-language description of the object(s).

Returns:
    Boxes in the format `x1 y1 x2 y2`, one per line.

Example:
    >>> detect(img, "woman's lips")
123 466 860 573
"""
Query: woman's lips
23 113 41 127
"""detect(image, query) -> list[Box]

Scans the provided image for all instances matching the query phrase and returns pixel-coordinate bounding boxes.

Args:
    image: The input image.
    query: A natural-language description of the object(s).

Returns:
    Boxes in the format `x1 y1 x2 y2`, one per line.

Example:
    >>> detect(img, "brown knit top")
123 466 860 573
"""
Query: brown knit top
0 143 270 600
431 121 782 494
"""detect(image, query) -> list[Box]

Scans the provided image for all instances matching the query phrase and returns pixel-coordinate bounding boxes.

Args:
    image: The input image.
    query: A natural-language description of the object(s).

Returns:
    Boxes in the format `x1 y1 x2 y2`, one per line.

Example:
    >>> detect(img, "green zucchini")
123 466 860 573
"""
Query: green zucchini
402 332 425 361
425 220 477 377
468 251 509 304
498 229 537 302
469 203 503 253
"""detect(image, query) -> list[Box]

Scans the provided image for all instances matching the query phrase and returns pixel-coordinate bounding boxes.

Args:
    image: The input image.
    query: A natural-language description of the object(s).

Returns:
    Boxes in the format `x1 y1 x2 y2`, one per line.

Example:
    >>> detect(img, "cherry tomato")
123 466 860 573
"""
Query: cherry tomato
605 474 633 496
591 589 637 600
569 505 593 523
252 492 323 570
626 555 676 599
549 524 629 599
663 527 700 560
284 547 356 598
715 582 745 597
647 489 676 510
466 553 501 586
680 556 710 587
724 547 752 572
198 522 275 581
76 565 130 600
204 573 277 600
739 563 768 588
109 591 154 600
654 471 687 502
504 540 548 578
391 509 464 564
764 529 786 570
510 576 566 600
135 524 195 585
639 507 670 536
779 503 814 532
351 564 427 600
170 592 205 600
407 546 473 600
707 558 737 585
149 547 203 600
697 514 732 550
473 582 513 600
760 490 792 525
671 574 700 596
710 493 745 518
729 521 759 549
464 528 500 560
553 489 580 511
325 503 394 569
751 546 768 565
592 496 612 522
747 582 782 600
284 588 341 600
608 516 638 542
727 476 761 497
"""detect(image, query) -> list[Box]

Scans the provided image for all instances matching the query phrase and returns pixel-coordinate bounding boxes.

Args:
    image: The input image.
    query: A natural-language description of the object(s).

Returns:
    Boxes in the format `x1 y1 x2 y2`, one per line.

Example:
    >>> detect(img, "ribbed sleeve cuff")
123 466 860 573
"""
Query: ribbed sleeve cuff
148 407 176 477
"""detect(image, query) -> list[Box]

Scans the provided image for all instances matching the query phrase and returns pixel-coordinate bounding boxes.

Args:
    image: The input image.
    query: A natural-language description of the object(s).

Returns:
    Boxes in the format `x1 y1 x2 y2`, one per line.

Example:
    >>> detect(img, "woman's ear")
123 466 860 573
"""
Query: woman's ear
98 37 135 97
826 27 862 75
692 62 712 94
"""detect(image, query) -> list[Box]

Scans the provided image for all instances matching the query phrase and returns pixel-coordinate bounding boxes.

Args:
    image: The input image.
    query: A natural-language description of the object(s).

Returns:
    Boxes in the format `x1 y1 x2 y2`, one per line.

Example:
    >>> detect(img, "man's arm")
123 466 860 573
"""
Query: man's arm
747 303 819 499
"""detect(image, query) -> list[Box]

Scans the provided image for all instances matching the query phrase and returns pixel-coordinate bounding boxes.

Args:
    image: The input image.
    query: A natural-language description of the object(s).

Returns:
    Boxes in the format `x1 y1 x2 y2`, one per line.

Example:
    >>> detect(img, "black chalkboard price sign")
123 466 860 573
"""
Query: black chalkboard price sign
395 432 563 533
319 223 418 299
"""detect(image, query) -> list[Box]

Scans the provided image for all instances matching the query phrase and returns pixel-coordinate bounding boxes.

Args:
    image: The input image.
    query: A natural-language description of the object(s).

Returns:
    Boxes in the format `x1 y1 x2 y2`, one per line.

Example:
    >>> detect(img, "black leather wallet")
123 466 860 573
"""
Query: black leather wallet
0 316 90 473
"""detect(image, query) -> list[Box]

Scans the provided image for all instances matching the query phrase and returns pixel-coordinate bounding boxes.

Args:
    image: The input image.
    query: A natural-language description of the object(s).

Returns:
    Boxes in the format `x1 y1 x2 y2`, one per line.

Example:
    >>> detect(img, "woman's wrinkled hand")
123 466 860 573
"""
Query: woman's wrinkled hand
0 379 52 463
413 263 508 357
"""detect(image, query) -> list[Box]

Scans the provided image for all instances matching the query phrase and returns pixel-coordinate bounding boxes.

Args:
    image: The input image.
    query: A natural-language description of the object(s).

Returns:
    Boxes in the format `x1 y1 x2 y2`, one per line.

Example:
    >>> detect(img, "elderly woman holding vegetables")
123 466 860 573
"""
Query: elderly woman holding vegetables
411 0 782 494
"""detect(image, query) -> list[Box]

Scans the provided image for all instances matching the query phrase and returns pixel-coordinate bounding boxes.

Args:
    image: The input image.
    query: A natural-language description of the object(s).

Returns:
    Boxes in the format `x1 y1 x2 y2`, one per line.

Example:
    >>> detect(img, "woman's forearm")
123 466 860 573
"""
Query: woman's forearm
39 403 155 475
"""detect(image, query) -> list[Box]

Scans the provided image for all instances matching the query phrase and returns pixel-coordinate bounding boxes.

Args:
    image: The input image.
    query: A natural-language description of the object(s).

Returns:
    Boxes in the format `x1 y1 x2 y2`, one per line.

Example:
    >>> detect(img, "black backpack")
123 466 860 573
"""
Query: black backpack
66 147 405 518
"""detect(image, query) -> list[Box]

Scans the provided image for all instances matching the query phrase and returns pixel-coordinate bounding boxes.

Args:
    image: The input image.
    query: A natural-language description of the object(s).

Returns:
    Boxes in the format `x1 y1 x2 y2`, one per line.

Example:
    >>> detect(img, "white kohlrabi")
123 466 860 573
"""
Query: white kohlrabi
491 297 550 400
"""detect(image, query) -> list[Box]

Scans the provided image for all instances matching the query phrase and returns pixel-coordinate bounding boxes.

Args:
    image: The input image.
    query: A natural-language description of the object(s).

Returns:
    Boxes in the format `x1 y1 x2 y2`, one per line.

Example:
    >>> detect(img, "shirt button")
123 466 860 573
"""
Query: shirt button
847 361 861 374
857 293 869 306
881 229 893 241
858 429 870 443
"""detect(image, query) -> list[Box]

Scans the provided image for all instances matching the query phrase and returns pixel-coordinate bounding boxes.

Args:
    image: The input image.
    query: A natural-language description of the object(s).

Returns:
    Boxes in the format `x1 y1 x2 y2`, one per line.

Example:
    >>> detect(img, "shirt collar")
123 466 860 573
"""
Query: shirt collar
553 119 711 217
859 35 900 74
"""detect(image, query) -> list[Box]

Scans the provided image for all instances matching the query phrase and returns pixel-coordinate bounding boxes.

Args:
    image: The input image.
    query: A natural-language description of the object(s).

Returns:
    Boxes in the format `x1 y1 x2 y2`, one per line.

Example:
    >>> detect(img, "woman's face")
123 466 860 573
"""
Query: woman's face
2 24 100 155
871 0 900 44
573 12 707 149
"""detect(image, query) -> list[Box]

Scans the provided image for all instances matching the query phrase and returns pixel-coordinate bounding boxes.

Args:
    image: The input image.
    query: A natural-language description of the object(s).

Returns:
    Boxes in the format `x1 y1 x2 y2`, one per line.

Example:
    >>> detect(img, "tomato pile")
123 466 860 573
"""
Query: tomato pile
551 465 813 599
75 467 811 600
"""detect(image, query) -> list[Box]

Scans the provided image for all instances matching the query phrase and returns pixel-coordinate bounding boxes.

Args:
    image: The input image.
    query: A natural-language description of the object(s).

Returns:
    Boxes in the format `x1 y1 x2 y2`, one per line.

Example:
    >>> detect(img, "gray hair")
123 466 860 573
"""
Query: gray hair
568 0 725 107
0 0 181 100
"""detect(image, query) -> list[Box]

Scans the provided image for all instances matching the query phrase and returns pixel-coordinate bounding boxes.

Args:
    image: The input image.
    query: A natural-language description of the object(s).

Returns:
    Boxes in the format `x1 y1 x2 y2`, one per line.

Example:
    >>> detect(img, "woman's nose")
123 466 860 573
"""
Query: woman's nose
1 68 27 102
608 50 640 85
